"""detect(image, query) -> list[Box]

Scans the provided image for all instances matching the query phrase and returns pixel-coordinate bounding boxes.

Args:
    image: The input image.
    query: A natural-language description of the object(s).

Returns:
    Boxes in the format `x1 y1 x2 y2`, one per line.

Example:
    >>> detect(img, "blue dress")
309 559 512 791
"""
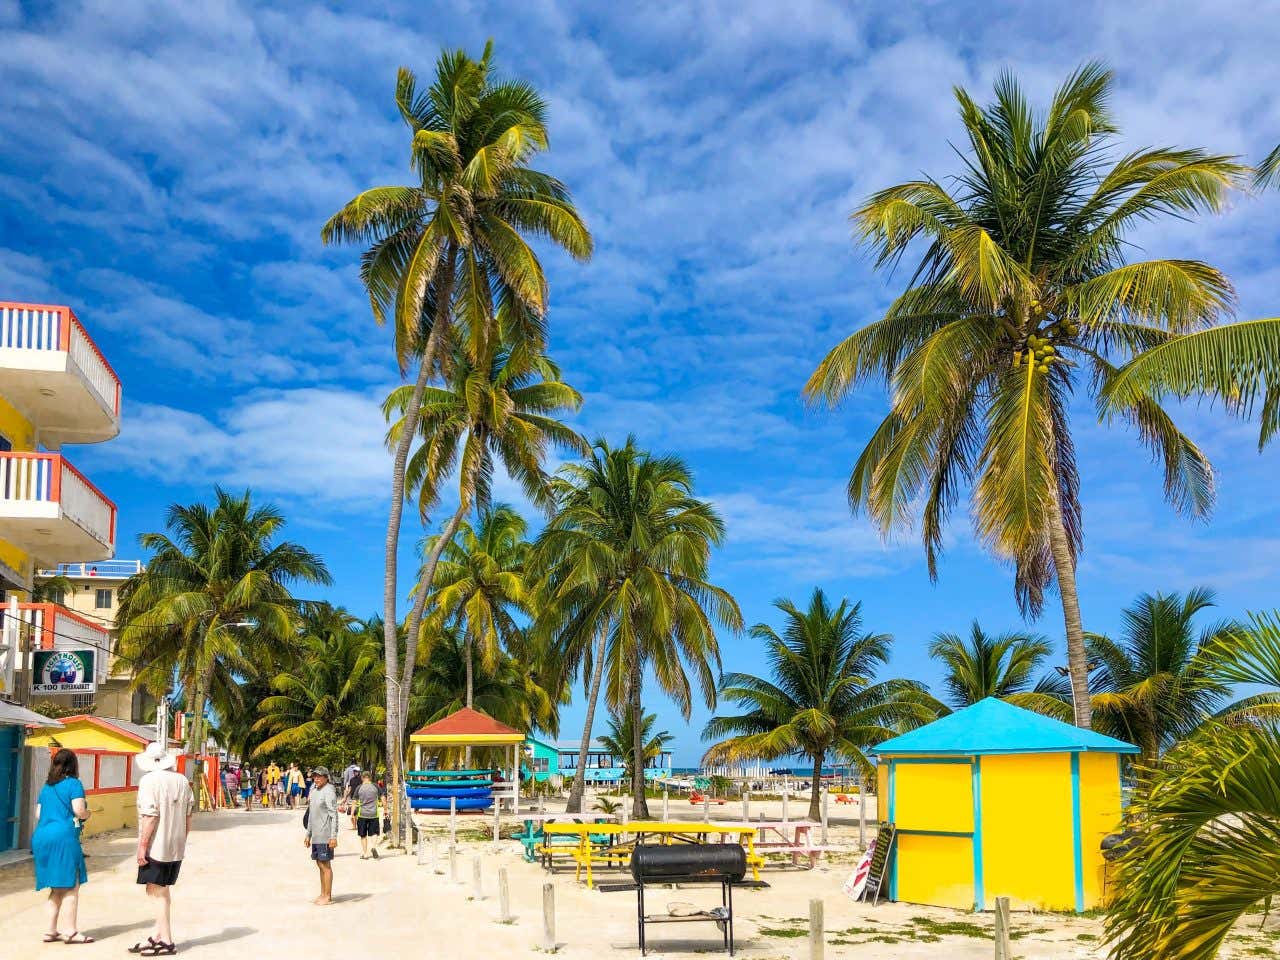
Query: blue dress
32 777 88 890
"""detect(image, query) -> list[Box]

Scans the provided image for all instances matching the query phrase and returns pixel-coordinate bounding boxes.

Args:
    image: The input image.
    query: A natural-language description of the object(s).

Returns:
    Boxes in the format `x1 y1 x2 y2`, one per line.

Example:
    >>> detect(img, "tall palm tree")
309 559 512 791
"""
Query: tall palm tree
251 605 386 764
1085 588 1246 763
929 621 1070 716
1105 722 1280 960
322 43 591 834
703 589 935 821
597 709 673 792
420 504 529 709
804 62 1248 727
116 489 331 768
534 437 743 815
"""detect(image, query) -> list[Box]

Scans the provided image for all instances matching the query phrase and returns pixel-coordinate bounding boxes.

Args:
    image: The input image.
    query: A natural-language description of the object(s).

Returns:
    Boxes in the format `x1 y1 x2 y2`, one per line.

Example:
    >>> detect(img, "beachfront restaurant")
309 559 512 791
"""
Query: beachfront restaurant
872 697 1138 913
525 735 674 785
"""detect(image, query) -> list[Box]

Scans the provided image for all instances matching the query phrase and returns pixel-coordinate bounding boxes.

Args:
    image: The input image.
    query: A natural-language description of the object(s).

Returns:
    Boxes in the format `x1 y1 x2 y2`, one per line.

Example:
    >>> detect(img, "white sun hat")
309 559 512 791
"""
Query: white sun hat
136 741 177 772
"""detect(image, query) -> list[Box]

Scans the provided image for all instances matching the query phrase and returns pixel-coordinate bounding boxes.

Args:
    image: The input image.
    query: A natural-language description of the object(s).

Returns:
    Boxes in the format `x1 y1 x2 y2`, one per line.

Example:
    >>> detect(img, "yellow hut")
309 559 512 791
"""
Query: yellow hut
872 697 1137 913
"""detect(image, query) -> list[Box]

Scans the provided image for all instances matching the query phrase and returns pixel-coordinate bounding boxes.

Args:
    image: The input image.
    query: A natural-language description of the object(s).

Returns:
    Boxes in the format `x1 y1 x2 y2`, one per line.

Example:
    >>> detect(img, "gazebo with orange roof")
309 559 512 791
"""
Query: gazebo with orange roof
409 707 526 808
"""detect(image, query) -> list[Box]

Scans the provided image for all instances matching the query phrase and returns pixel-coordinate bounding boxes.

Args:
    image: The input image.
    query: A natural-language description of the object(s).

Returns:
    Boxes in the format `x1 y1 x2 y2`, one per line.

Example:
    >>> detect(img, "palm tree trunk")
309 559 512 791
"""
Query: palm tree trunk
808 753 824 822
567 629 608 814
185 664 214 805
630 659 650 819
1048 488 1092 729
381 260 456 847
465 635 474 709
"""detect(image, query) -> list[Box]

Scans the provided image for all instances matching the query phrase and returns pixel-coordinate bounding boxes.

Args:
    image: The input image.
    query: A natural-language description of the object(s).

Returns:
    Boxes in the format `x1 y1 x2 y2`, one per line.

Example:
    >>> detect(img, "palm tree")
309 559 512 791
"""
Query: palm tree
534 437 743 815
1085 588 1247 763
408 622 560 767
419 504 529 709
1105 722 1280 960
929 621 1070 716
251 605 386 765
597 710 673 792
322 43 591 834
804 62 1248 728
703 589 935 821
116 489 331 770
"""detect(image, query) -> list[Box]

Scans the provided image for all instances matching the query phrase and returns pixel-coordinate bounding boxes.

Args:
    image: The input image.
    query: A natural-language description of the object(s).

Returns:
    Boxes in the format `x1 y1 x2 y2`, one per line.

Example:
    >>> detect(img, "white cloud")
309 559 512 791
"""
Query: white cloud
82 387 394 507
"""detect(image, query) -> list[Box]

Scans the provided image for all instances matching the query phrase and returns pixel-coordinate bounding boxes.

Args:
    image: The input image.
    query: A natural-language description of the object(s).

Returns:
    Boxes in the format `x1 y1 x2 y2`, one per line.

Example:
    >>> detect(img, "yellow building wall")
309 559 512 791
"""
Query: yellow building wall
82 789 138 836
890 760 976 910
980 753 1076 910
25 719 143 754
0 393 36 581
1078 752 1124 908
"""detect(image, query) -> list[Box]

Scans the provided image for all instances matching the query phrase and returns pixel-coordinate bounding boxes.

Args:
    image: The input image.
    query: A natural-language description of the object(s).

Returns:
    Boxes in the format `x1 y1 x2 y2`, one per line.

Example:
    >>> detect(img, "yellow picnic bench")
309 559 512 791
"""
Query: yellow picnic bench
544 821 765 889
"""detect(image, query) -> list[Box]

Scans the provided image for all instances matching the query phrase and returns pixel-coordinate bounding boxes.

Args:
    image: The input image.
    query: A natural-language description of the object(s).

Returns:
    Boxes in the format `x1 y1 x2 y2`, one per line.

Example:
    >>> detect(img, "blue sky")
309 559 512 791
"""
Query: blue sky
3 1 1278 764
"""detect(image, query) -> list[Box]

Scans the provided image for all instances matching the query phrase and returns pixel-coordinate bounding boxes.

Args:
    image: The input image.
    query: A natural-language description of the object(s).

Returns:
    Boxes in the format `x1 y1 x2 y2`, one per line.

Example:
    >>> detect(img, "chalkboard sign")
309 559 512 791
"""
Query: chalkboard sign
859 822 896 905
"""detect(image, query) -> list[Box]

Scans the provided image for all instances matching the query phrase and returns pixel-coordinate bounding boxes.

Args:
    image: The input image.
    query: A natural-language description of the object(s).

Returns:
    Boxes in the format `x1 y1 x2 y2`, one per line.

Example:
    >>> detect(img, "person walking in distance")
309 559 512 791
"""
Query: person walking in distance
131 742 194 956
304 767 338 905
342 766 362 830
354 772 381 859
286 763 304 810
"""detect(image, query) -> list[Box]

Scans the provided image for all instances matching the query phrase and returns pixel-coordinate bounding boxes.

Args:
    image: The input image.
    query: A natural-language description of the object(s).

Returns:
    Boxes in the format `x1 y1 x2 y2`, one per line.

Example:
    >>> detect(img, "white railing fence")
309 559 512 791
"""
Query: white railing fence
67 318 120 415
0 304 62 351
0 452 55 503
58 463 114 547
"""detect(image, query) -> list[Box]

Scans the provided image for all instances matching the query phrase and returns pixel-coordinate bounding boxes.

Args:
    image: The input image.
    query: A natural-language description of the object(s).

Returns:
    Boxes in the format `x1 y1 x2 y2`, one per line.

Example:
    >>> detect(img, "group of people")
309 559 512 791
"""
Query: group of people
32 743 194 955
221 761 308 810
29 749 388 949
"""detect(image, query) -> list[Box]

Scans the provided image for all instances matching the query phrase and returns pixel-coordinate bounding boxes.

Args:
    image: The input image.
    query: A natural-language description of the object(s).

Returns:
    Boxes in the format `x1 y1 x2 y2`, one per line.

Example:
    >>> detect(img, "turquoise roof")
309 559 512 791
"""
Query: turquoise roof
872 697 1140 757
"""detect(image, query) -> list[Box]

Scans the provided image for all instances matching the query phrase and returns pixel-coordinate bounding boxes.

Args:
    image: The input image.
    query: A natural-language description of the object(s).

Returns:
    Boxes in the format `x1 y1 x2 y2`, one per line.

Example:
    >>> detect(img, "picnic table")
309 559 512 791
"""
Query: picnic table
544 821 765 888
512 812 617 862
715 820 834 868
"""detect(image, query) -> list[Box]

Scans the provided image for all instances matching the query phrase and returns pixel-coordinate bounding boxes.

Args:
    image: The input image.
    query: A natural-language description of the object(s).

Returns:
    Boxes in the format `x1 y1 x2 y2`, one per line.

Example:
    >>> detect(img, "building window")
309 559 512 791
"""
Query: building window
533 758 549 773
95 588 113 609
49 588 67 605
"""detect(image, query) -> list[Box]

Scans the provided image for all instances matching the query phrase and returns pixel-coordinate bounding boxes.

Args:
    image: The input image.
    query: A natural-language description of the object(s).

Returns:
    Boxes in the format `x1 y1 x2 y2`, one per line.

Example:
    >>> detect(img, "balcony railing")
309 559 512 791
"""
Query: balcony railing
36 560 143 579
0 302 121 446
0 452 116 561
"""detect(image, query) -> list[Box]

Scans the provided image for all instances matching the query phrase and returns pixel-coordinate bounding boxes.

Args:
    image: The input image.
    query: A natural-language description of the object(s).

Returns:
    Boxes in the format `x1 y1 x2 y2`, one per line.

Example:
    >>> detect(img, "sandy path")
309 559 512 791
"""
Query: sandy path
0 805 1147 960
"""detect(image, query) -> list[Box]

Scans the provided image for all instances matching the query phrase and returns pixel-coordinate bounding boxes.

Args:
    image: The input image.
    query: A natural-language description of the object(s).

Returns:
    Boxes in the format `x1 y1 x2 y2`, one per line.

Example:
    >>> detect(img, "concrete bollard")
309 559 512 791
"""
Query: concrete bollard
449 844 458 883
809 898 824 960
662 790 669 821
498 867 512 923
492 804 501 851
782 784 790 825
542 883 556 952
472 856 483 899
743 790 750 821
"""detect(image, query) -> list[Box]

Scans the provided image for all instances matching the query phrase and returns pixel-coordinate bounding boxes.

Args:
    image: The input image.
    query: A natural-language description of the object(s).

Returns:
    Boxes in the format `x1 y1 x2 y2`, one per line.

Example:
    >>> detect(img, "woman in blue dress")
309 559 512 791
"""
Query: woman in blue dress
32 748 95 944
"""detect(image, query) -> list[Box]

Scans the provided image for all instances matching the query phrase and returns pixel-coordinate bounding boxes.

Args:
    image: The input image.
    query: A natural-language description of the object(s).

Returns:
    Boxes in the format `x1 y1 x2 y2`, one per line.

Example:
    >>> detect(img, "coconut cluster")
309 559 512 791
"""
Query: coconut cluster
1012 300 1081 374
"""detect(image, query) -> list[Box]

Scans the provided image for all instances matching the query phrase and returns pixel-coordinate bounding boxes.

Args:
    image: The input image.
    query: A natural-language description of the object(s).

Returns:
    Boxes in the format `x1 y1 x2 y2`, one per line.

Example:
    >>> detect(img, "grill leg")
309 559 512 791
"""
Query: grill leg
727 881 735 956
637 881 646 956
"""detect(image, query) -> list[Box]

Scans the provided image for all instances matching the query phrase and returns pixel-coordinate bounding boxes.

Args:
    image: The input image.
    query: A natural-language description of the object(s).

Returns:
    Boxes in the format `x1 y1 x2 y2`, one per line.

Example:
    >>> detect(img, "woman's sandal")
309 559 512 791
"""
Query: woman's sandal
42 933 62 943
139 943 176 956
62 932 95 945
128 939 159 954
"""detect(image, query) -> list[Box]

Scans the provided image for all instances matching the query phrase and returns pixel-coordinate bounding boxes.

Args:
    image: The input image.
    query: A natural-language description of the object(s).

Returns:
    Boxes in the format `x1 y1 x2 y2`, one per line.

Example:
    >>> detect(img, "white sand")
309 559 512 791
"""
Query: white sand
0 800 1268 959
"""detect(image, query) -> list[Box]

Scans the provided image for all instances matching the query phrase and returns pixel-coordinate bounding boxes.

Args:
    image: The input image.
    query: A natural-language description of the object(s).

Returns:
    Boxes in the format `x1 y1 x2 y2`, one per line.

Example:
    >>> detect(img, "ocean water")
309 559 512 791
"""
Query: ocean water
672 766 849 778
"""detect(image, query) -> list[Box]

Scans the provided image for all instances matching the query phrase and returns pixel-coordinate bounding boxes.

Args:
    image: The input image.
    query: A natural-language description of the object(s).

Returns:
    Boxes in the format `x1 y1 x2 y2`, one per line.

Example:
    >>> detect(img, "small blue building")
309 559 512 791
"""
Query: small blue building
526 735 673 785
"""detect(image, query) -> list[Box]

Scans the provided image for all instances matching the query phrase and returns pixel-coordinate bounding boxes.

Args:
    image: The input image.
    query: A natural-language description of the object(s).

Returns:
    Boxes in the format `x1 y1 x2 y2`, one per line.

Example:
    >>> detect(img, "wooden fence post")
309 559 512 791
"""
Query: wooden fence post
994 896 1012 960
542 883 556 952
743 790 750 821
492 803 501 851
702 793 710 821
809 898 824 960
498 867 512 923
858 774 867 850
449 844 457 884
821 787 829 843
662 790 669 820
473 856 483 899
450 796 457 849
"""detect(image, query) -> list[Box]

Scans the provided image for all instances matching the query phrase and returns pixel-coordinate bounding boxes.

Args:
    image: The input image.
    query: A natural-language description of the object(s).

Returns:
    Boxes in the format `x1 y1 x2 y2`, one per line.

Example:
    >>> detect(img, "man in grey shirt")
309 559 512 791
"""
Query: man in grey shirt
354 771 382 860
303 766 338 905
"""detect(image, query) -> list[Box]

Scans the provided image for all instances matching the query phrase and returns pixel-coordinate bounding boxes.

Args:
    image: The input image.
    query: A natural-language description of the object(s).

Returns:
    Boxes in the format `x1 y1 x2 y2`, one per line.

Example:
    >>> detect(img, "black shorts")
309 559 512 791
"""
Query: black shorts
356 816 381 838
137 857 182 886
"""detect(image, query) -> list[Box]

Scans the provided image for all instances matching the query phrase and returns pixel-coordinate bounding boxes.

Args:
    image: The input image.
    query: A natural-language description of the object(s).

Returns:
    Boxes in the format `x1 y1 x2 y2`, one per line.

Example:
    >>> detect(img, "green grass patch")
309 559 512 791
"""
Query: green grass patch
909 916 989 938
757 927 806 938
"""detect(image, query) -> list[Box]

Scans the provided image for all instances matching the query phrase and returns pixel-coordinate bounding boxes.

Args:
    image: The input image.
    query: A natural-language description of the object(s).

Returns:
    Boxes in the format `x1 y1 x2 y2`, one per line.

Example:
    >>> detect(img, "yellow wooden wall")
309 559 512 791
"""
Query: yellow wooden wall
891 760 976 910
1077 751 1123 908
980 753 1076 910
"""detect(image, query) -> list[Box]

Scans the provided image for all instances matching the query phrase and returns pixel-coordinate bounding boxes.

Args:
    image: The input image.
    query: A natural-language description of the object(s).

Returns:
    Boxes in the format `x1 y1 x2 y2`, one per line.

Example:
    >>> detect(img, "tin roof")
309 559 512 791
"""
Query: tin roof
410 707 523 742
872 697 1140 757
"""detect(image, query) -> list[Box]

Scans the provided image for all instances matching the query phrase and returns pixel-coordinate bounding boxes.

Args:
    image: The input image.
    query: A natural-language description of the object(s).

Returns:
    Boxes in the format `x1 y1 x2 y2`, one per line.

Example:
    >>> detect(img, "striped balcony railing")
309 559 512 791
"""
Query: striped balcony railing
0 302 121 445
0 452 116 561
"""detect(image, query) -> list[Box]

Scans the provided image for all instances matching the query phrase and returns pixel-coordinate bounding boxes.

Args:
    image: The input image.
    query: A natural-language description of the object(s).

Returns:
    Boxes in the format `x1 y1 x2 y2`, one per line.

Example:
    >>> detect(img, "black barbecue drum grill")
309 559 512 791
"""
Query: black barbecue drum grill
629 843 748 955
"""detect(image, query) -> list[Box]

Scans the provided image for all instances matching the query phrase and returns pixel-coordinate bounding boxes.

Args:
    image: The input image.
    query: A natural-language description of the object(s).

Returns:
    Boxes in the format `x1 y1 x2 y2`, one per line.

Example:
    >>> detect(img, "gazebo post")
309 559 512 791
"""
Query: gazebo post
415 743 422 772
513 742 521 813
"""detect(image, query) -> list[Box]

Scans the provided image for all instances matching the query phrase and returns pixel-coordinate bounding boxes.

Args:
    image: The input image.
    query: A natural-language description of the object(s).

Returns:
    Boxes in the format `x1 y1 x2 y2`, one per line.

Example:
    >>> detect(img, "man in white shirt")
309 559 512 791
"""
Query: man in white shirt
131 742 194 955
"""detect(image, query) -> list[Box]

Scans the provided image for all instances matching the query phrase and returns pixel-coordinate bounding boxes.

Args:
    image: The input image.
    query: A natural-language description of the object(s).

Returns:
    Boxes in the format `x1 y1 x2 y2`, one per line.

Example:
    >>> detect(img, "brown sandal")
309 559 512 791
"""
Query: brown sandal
62 932 95 945
128 939 159 954
43 933 62 943
139 943 176 956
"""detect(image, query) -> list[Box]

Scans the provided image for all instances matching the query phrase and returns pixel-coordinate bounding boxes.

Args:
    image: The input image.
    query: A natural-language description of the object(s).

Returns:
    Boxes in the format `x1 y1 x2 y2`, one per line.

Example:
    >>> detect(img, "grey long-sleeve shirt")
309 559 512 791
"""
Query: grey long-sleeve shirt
305 783 338 844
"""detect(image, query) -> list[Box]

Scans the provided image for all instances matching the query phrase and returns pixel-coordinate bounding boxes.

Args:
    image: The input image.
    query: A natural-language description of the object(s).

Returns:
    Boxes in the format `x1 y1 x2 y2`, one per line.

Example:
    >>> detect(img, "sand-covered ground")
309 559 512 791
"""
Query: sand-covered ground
1 796 1276 959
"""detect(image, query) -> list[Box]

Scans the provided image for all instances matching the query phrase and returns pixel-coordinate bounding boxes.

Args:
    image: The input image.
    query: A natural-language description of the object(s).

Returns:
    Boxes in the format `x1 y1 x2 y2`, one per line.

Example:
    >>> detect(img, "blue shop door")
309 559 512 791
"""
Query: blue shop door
0 726 19 853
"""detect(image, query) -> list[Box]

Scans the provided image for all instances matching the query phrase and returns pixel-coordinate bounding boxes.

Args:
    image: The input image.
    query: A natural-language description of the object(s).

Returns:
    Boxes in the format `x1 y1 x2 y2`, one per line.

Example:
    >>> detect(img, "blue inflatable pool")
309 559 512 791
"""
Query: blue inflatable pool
411 796 493 811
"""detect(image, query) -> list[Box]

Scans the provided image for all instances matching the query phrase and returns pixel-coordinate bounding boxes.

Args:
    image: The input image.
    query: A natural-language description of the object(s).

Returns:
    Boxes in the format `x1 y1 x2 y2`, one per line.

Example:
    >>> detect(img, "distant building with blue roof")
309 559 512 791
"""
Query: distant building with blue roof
872 698 1137 913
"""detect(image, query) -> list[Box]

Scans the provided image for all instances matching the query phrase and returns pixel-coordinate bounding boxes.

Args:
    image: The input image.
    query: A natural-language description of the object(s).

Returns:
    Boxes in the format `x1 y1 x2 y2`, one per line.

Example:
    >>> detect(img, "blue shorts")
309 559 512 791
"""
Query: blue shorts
290 784 302 796
240 788 253 799
311 842 334 862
